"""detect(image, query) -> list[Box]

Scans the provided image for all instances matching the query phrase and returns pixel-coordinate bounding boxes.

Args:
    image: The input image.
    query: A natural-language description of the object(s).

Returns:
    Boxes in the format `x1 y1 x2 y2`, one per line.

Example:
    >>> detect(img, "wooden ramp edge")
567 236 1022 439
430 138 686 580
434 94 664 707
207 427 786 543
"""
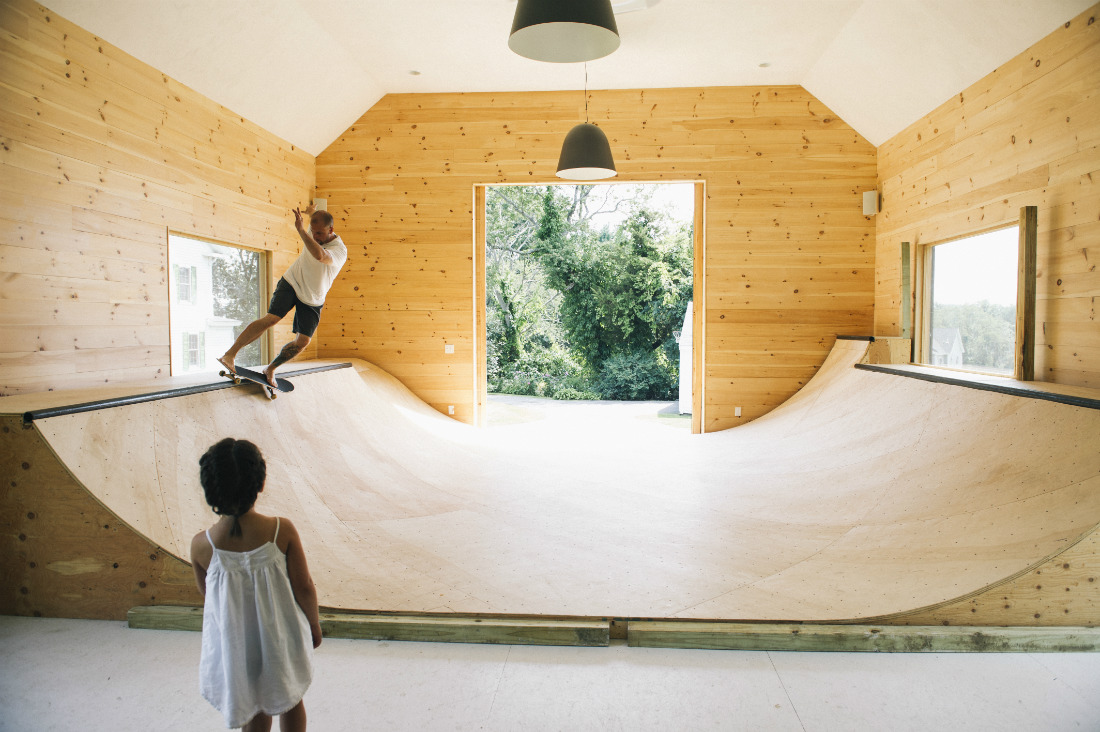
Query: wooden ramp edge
128 606 610 647
859 528 1100 627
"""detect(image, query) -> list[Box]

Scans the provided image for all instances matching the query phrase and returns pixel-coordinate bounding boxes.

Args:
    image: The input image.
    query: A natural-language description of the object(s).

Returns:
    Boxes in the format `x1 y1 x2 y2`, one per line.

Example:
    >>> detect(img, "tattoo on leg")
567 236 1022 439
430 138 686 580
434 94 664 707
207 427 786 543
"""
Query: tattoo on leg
270 342 303 370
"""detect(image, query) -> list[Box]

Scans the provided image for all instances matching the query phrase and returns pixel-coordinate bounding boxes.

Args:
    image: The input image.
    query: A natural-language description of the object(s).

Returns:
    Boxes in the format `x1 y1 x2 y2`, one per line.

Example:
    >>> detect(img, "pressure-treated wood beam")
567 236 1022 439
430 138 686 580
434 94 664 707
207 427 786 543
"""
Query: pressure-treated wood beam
628 622 1100 652
128 606 611 647
1015 206 1038 381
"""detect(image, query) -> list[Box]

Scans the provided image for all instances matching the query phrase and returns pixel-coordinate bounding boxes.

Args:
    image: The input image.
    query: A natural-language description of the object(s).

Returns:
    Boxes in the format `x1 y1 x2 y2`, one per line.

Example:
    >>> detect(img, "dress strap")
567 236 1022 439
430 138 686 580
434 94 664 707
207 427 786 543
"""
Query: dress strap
205 529 215 550
272 516 281 544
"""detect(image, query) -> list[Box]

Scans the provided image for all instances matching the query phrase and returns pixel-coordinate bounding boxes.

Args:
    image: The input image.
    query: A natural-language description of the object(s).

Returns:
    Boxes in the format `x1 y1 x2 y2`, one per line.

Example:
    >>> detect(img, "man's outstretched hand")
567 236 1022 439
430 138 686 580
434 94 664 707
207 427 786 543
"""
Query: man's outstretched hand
293 203 318 232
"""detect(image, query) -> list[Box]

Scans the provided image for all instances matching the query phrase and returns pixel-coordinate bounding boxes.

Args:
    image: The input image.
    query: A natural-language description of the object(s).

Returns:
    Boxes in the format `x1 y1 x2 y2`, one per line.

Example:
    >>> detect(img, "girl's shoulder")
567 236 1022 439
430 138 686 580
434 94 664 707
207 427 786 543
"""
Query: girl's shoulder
190 528 213 568
274 516 302 554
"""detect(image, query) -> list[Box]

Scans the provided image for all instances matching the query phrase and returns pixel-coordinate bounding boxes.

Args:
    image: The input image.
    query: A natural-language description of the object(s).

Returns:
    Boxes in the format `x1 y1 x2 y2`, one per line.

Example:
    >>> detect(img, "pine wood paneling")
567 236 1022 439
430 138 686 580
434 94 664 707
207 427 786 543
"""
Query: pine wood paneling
0 0 316 394
875 4 1100 389
317 88 876 429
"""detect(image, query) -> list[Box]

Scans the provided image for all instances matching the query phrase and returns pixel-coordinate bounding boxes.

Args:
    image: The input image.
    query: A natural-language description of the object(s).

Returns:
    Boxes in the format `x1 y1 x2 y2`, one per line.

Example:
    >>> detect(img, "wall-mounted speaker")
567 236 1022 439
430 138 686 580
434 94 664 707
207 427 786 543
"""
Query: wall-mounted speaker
863 190 879 216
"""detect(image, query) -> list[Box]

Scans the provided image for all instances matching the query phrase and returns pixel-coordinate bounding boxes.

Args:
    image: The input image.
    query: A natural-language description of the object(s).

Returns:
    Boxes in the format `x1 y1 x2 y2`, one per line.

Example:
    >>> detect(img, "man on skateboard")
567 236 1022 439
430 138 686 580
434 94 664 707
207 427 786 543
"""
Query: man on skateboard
218 205 347 387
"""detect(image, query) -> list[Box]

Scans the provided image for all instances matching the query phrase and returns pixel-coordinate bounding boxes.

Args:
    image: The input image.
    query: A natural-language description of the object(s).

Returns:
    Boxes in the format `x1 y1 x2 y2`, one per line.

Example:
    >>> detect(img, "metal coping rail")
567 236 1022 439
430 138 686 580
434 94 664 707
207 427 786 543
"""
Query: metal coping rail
22 363 354 424
855 363 1100 411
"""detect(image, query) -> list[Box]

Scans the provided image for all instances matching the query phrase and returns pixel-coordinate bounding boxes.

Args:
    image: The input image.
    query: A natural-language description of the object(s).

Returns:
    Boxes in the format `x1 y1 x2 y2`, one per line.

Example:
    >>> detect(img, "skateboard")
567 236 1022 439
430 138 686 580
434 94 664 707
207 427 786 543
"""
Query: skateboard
219 365 295 400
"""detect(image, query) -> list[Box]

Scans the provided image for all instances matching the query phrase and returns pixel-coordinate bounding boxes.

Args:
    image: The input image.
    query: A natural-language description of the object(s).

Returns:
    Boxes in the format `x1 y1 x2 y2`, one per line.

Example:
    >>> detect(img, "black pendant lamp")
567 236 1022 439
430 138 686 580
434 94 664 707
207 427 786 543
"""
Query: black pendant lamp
556 66 616 180
509 0 620 63
557 123 616 180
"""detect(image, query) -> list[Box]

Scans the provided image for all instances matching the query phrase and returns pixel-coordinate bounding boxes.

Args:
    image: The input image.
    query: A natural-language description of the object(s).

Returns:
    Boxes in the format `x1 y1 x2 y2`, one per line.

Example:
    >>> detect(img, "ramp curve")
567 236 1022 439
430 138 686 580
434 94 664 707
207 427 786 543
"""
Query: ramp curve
3 340 1099 623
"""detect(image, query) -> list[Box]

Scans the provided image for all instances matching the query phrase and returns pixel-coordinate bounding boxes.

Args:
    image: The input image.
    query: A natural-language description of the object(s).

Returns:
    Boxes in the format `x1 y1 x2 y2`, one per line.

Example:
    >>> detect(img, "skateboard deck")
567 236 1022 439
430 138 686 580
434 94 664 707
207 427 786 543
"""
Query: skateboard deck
219 365 294 399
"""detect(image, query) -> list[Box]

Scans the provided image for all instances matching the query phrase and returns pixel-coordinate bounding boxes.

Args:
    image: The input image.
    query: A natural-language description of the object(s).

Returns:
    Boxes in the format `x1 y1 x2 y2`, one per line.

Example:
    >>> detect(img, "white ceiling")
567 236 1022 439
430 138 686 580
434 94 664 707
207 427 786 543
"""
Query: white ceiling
43 0 1094 155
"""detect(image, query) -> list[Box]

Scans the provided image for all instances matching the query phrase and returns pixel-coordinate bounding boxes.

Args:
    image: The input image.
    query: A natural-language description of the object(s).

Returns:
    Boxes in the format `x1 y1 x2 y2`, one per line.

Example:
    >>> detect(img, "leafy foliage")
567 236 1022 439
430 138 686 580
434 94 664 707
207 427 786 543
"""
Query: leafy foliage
486 184 693 400
496 347 595 400
594 351 676 400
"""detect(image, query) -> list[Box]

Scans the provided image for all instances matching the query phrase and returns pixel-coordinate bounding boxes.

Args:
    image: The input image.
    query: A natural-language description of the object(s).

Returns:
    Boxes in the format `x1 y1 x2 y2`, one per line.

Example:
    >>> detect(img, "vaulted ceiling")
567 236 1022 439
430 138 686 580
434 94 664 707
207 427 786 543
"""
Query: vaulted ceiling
42 0 1094 155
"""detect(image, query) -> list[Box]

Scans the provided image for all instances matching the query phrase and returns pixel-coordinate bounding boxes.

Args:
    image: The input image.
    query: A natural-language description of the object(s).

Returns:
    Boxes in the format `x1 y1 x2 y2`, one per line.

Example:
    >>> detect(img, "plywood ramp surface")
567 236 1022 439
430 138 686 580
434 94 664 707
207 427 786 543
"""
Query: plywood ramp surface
6 341 1100 622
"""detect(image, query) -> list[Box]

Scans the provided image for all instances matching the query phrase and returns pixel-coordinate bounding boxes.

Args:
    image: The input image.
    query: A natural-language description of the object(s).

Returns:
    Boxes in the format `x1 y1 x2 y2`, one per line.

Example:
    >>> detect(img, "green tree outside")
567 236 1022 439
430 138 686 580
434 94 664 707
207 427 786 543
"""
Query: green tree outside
211 248 263 368
931 301 1015 372
486 184 693 400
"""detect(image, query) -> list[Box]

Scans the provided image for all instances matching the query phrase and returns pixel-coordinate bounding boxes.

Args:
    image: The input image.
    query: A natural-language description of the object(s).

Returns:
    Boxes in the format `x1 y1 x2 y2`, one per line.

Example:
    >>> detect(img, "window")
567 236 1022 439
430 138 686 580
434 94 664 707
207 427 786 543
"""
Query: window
919 226 1018 375
176 265 197 304
181 332 204 370
168 234 267 375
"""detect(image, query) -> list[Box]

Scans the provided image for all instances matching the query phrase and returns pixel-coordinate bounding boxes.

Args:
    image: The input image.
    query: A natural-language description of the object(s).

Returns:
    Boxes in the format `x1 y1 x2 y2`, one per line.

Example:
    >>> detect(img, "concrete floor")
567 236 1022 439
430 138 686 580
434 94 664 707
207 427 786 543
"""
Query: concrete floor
2 616 1098 731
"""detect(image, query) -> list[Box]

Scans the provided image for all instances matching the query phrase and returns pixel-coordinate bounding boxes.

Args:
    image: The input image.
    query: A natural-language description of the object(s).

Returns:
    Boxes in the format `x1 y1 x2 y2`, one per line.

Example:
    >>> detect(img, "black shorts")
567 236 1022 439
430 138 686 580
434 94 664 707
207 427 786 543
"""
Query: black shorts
268 278 324 337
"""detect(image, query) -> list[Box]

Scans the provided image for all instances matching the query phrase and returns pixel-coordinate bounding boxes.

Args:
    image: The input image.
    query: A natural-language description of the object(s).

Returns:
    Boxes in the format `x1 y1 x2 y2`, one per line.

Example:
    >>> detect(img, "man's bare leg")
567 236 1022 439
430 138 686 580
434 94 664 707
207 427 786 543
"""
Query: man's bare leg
219 313 282 373
263 333 311 387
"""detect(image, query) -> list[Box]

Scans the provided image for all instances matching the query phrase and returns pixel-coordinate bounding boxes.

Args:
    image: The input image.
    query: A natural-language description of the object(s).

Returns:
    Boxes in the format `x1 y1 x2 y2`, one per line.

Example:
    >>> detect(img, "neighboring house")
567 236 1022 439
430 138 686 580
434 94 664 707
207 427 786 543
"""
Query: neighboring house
168 235 243 375
932 327 965 367
678 301 693 414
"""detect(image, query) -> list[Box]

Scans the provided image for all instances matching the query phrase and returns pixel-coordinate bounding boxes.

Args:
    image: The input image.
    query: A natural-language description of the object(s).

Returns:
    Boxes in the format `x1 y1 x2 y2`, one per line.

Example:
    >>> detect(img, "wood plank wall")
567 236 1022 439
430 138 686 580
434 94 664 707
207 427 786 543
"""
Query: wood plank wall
875 3 1100 388
0 0 316 394
316 88 876 430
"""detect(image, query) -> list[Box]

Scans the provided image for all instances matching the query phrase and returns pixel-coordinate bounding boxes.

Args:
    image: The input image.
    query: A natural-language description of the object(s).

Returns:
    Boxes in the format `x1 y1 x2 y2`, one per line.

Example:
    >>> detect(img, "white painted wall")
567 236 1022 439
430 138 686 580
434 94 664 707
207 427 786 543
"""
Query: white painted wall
678 301 693 414
167 235 243 375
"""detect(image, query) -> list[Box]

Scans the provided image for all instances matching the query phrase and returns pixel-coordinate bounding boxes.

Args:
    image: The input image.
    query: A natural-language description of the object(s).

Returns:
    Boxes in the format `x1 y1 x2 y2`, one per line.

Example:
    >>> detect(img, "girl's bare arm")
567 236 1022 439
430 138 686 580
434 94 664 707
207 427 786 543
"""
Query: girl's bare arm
281 518 323 647
189 531 211 596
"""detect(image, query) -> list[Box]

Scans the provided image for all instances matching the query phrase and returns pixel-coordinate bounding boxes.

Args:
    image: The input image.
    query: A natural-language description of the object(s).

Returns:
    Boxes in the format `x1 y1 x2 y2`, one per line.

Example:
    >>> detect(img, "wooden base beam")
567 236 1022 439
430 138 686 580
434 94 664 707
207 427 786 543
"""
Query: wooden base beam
127 606 610 647
129 606 1100 652
627 622 1100 653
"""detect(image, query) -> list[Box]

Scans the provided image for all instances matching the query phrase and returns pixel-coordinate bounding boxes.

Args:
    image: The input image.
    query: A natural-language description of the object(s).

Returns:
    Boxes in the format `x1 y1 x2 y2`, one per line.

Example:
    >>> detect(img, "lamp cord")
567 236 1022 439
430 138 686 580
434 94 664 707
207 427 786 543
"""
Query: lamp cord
584 63 589 123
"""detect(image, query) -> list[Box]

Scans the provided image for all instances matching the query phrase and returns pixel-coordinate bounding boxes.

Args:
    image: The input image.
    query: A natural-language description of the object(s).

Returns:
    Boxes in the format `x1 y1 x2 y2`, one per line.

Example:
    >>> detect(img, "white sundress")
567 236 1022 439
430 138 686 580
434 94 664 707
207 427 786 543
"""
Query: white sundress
200 517 314 729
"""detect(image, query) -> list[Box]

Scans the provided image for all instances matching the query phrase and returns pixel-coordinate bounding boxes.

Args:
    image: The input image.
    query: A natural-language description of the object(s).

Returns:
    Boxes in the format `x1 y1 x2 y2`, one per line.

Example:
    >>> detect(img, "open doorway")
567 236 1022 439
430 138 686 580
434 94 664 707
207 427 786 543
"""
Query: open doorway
475 182 704 433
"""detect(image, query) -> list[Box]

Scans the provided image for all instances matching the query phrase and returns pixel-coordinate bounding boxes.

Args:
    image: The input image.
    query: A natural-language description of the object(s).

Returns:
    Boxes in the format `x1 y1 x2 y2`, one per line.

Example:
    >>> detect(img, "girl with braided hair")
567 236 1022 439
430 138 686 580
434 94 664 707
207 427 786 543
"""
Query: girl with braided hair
190 438 322 731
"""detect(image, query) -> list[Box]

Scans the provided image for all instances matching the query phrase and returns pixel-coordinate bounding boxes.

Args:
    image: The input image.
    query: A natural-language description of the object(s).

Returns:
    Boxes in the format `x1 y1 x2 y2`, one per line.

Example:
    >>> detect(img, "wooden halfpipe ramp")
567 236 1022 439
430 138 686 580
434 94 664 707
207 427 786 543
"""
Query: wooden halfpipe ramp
2 340 1099 624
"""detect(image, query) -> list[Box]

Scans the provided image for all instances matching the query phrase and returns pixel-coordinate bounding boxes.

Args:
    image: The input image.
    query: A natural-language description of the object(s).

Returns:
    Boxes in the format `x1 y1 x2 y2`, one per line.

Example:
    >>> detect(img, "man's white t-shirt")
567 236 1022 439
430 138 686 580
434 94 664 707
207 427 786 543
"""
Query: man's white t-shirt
281 236 347 307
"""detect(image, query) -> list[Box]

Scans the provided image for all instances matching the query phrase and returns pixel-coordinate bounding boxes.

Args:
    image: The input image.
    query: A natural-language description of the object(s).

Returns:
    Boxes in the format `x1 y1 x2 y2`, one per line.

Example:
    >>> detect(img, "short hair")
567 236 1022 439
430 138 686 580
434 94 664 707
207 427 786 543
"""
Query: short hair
199 438 266 536
310 210 334 228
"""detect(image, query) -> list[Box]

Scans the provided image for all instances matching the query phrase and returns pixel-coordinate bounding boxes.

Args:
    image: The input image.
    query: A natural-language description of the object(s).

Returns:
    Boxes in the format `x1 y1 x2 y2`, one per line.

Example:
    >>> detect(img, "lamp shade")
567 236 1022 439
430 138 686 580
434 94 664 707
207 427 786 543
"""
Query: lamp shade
556 123 617 180
509 0 620 63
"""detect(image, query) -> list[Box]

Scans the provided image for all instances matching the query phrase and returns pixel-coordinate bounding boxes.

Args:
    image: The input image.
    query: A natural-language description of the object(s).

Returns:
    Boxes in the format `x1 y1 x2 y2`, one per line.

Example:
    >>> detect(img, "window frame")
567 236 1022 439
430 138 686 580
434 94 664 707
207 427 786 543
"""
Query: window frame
913 206 1037 380
167 232 271 375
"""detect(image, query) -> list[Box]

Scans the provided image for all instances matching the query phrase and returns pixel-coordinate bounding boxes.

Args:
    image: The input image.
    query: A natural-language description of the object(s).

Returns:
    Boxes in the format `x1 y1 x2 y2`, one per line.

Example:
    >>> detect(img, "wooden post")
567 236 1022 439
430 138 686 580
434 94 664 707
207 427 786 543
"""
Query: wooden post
1014 206 1038 381
900 242 912 361
692 181 706 434
915 245 933 364
474 185 488 426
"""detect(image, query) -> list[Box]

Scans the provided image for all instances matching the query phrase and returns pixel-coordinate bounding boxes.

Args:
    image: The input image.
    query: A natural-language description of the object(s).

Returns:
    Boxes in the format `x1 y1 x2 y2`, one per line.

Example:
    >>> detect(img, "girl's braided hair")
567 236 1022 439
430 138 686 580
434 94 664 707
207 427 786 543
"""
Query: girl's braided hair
199 438 266 537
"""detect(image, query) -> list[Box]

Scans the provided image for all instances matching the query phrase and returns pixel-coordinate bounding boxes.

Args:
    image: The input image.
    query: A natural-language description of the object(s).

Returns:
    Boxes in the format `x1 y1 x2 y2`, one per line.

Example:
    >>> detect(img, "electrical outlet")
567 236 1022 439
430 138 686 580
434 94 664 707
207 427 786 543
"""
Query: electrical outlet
735 406 742 417
445 344 454 354
447 405 455 415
